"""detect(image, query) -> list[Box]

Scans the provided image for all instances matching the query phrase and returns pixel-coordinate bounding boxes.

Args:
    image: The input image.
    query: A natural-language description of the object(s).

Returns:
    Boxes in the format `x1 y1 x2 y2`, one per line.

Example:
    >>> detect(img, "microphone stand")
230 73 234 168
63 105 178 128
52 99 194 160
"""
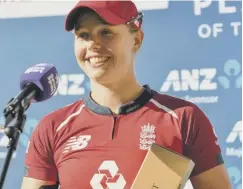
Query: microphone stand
0 91 33 189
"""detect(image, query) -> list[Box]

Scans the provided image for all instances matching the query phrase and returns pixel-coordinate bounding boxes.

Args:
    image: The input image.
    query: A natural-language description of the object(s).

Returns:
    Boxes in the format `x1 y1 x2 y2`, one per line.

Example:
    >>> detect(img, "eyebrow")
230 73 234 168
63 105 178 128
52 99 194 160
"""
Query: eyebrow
74 19 109 31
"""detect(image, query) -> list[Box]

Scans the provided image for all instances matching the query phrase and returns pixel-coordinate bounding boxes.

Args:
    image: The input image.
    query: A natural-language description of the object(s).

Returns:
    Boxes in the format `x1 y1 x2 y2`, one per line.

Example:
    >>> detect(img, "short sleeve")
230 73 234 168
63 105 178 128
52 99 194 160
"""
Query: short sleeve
182 105 224 177
24 116 58 181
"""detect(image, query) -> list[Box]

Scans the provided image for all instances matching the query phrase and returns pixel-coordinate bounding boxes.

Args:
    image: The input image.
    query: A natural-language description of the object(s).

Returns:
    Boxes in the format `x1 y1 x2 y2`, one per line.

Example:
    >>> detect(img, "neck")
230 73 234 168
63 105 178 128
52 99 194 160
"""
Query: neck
90 76 143 114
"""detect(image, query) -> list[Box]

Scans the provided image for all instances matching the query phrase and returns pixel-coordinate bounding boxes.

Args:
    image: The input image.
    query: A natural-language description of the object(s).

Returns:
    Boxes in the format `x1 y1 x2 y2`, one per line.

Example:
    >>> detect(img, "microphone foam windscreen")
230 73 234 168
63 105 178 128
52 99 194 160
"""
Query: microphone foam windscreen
20 63 59 102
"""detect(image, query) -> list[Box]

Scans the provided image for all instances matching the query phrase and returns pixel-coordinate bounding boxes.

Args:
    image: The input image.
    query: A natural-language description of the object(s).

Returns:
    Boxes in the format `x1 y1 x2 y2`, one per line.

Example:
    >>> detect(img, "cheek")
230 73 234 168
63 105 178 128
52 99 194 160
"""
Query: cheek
74 41 86 60
111 40 132 60
119 42 133 62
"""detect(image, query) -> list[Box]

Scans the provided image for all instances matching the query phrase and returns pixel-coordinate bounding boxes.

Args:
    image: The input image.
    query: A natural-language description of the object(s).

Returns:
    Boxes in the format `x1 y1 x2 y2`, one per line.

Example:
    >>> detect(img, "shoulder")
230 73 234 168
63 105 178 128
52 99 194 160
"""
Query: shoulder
35 99 85 133
150 90 201 119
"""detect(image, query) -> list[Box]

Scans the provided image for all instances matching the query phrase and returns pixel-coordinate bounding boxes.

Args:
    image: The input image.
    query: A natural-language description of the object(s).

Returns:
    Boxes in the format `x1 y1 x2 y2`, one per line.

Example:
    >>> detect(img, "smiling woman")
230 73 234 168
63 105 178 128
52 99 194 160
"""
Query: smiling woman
21 1 232 189
72 8 143 86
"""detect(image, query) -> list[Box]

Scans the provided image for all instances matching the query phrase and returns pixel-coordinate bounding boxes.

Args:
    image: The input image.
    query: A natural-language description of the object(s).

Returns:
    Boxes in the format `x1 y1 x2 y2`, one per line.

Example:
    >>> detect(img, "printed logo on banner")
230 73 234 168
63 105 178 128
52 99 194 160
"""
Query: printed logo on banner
160 59 241 104
54 74 90 96
217 59 242 89
227 166 242 189
0 117 38 159
194 1 240 39
226 120 242 158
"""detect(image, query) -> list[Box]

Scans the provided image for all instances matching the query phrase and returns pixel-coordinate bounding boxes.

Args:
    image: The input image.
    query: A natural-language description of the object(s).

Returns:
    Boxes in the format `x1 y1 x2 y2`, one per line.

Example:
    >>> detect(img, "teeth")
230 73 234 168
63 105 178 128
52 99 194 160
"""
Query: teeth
89 57 109 64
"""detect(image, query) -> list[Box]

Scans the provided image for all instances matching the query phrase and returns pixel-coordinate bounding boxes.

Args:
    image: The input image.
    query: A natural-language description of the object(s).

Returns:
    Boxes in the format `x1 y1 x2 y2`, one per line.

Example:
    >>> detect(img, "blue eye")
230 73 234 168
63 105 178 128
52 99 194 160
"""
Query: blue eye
78 32 89 39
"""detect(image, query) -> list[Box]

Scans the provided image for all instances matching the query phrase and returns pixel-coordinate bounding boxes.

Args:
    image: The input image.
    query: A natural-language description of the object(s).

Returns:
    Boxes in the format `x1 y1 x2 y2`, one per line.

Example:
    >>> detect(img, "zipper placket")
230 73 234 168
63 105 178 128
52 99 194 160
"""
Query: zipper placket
112 116 118 139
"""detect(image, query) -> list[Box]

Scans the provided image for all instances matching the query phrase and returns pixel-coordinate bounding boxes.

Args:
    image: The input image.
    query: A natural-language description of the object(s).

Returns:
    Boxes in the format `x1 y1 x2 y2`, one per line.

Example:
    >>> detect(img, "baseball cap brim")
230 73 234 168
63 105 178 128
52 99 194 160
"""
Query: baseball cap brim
65 4 127 32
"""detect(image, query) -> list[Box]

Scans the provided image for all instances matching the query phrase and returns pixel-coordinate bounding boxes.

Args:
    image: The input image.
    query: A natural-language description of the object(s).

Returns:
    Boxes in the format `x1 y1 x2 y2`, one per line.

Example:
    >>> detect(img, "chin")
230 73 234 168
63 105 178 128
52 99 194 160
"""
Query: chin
89 72 113 84
89 72 107 80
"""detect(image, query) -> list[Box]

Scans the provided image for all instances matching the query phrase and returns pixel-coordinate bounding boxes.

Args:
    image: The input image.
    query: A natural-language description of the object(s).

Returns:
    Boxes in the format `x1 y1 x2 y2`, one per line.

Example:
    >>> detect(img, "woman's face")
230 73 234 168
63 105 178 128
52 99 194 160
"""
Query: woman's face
73 11 142 84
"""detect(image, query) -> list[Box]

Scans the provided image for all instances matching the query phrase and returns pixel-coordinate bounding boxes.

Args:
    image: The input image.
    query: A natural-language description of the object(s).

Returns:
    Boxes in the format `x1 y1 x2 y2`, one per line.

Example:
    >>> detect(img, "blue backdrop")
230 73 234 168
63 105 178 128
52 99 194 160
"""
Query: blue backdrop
0 1 241 189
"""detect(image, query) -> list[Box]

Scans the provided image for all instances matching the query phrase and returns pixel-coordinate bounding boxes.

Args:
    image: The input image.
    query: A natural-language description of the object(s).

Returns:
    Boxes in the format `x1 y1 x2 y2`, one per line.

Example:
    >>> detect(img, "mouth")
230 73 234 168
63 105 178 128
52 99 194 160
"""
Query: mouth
85 56 111 68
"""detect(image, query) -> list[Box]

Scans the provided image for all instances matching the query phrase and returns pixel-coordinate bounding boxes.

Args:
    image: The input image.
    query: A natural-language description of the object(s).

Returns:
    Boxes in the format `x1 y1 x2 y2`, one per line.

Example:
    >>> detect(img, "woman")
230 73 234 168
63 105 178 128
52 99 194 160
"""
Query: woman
21 1 232 189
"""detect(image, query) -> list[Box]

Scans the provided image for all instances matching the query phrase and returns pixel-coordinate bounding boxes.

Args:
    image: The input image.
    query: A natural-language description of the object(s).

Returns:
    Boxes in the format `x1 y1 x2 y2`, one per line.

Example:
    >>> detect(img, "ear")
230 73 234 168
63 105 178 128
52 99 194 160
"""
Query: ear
133 30 144 53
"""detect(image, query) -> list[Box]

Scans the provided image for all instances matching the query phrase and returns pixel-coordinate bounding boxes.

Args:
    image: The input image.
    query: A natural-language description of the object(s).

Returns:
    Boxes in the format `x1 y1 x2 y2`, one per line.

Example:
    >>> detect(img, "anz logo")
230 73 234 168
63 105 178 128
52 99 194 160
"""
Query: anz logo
160 68 217 92
228 167 242 189
160 59 241 92
55 74 90 96
217 59 242 89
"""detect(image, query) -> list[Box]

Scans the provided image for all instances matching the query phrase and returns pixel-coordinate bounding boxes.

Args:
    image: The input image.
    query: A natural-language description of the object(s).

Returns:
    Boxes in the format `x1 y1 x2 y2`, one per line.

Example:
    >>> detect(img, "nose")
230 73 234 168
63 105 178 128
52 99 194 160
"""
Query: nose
86 36 101 52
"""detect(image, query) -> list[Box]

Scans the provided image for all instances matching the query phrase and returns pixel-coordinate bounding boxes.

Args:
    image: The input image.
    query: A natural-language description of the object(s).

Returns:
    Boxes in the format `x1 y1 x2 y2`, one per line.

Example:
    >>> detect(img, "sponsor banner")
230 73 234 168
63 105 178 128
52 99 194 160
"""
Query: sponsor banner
0 1 241 188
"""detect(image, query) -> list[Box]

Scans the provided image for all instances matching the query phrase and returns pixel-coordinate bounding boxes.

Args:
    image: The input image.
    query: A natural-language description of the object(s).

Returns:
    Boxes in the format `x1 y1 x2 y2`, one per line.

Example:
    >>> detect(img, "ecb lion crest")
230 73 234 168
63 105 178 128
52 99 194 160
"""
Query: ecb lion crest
139 123 156 150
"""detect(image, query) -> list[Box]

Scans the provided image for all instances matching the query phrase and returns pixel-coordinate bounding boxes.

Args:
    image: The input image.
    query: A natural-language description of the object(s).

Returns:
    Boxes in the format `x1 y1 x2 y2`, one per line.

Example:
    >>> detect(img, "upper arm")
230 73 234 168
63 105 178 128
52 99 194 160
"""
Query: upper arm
182 104 225 176
190 164 232 189
21 177 58 189
23 116 58 183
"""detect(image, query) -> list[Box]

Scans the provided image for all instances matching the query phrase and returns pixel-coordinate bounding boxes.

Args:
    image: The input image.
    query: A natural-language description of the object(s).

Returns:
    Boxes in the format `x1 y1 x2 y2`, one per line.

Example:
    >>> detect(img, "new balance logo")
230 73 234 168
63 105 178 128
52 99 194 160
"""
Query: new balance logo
63 135 91 153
